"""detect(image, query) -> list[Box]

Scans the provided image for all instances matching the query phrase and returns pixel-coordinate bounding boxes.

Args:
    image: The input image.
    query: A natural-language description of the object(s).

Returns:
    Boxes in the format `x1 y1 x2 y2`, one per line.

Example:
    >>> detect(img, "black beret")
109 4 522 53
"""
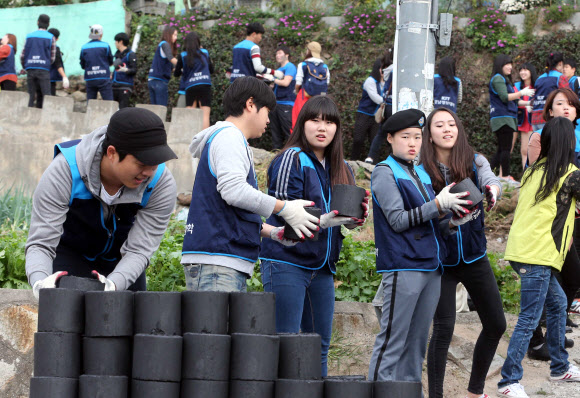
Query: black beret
383 109 426 135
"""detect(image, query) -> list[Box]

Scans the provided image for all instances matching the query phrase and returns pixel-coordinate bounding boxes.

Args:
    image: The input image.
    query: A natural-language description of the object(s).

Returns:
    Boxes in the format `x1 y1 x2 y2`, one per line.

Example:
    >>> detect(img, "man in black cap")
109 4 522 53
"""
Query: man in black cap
25 108 178 298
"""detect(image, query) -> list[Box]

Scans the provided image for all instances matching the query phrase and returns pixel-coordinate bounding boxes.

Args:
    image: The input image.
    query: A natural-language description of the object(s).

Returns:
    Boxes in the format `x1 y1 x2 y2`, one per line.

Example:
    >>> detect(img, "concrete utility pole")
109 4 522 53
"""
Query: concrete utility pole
392 0 452 115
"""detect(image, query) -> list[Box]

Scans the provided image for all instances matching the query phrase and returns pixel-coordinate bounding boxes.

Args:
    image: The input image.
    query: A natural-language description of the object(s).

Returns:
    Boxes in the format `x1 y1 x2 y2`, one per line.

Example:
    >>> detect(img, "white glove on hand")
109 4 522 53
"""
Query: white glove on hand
62 76 70 89
92 270 116 291
436 183 471 214
273 70 284 79
117 66 129 73
277 200 320 239
519 87 535 97
525 105 533 113
270 226 299 247
32 271 68 300
320 211 358 229
260 73 275 82
450 209 481 227
485 185 498 211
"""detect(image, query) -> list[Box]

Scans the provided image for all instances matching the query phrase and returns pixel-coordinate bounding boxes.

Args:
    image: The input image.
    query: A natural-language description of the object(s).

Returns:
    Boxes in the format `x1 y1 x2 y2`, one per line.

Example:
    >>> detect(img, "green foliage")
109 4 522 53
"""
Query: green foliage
543 4 576 28
338 5 397 45
464 7 525 53
0 227 29 289
146 217 186 291
270 11 325 47
489 252 521 314
0 185 32 231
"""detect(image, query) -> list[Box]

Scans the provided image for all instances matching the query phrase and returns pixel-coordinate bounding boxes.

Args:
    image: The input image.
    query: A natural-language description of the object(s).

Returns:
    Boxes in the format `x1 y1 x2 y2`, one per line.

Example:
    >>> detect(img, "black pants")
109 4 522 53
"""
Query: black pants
270 104 293 150
366 105 393 162
427 256 507 396
36 82 57 99
351 112 379 161
0 80 16 91
53 245 146 291
26 69 51 108
490 124 514 176
113 86 132 109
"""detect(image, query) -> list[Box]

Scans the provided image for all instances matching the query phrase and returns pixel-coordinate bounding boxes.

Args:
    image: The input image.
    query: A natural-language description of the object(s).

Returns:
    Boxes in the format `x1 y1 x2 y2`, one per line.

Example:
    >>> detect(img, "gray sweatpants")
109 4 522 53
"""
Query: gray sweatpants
368 270 441 382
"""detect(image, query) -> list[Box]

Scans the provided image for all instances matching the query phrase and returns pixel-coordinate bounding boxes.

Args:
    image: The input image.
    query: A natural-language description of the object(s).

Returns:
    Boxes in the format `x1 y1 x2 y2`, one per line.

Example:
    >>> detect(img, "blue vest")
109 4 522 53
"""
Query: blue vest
569 75 578 94
372 157 441 272
149 41 173 82
533 70 562 112
514 81 532 127
259 149 344 273
81 40 111 81
433 74 460 113
302 61 328 96
112 50 134 86
439 157 487 266
274 62 297 105
384 73 393 105
489 74 517 119
50 47 62 82
0 44 16 78
182 127 263 262
357 77 383 116
230 40 256 83
54 140 165 263
178 77 186 95
23 30 53 71
180 49 211 90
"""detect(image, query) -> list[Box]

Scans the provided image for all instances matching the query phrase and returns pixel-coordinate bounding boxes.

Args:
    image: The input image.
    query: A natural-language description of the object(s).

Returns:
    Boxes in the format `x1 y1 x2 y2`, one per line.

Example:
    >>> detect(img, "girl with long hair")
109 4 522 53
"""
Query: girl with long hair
531 52 569 130
488 54 534 180
147 25 178 106
498 117 580 397
421 108 505 398
513 63 537 170
0 34 18 91
260 96 368 377
174 32 214 129
433 56 462 113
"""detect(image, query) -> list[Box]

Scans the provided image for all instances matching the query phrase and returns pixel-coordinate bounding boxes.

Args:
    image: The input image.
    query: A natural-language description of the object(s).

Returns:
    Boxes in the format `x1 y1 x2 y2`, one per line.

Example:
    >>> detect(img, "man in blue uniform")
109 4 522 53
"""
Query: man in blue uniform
112 33 137 109
20 14 56 108
80 24 114 101
270 45 296 150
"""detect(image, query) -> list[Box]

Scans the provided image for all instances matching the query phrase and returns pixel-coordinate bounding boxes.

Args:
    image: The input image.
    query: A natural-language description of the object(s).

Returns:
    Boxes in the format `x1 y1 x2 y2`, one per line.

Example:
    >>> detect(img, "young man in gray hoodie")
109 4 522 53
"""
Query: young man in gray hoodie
26 108 178 298
181 76 319 292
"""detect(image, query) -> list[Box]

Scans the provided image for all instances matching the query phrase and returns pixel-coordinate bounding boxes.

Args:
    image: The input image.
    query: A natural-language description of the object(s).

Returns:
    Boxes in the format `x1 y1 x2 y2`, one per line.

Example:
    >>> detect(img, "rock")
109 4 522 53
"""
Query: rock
71 91 86 103
177 193 191 206
252 147 275 166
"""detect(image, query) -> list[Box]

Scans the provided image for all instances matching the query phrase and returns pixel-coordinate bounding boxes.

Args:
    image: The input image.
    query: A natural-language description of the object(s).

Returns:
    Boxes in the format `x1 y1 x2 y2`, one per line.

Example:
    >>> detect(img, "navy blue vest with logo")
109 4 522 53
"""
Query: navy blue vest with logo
0 44 16 78
260 149 345 273
569 75 578 94
182 127 262 262
489 74 517 119
372 157 441 272
274 62 297 105
23 30 53 71
357 77 383 116
433 74 460 113
112 50 134 86
81 40 111 81
533 70 562 112
230 40 256 83
180 48 211 90
50 47 62 82
514 81 532 127
54 140 165 263
149 41 173 82
438 157 487 266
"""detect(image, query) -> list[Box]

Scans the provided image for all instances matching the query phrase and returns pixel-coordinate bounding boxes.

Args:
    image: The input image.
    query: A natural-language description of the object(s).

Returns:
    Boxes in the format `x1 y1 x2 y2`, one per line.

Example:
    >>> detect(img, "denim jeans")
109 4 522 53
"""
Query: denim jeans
148 79 169 106
86 79 113 101
260 260 334 377
499 262 569 387
183 264 247 292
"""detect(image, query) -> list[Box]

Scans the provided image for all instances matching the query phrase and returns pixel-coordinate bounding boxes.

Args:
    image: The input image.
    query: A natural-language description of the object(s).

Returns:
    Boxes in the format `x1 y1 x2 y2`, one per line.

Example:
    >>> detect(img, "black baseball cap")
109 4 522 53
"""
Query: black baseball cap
383 108 426 135
106 108 177 166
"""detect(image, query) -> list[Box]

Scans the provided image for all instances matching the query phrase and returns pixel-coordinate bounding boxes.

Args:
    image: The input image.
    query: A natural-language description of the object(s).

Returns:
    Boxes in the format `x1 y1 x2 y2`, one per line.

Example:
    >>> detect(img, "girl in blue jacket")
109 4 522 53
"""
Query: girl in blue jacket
260 96 368 376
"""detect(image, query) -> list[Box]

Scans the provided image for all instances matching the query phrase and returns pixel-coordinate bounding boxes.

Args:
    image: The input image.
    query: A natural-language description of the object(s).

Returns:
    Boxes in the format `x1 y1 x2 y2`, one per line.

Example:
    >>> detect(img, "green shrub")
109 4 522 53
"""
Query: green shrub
338 4 397 45
489 252 521 314
0 227 29 289
146 217 186 291
464 7 525 53
543 4 576 28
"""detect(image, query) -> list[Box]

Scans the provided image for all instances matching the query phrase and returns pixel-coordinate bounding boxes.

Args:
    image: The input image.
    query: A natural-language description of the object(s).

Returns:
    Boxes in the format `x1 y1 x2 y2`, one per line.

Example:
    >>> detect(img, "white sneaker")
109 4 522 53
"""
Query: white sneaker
550 364 580 381
364 157 373 164
497 383 529 397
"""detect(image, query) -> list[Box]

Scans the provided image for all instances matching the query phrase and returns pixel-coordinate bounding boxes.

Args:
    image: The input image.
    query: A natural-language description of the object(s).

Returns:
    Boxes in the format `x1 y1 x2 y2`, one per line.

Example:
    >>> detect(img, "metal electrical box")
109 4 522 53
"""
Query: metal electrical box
438 13 453 46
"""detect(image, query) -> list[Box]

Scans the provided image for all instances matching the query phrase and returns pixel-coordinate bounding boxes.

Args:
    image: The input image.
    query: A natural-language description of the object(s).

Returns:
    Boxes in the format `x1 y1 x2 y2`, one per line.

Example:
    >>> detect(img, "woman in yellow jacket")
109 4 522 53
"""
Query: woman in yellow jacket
497 117 580 398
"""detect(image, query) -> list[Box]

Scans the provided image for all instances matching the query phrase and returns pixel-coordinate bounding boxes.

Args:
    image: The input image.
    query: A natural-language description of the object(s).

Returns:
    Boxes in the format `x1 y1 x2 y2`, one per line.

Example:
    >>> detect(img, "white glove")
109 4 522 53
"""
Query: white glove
320 211 358 229
519 87 535 97
260 73 275 82
62 76 70 89
450 209 481 227
273 70 284 79
485 185 498 211
32 271 68 300
277 200 320 239
270 226 299 247
436 183 471 214
117 66 129 73
92 270 116 291
525 105 533 113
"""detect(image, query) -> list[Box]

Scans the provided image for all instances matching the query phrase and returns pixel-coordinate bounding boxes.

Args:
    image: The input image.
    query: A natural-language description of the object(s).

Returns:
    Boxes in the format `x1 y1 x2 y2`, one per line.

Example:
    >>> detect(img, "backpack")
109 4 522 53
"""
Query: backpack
302 61 328 97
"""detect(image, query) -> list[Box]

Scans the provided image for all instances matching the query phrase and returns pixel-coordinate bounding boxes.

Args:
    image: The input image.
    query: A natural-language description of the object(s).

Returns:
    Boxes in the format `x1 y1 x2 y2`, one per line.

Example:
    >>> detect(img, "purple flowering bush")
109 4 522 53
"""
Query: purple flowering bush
543 4 576 27
270 11 324 46
464 7 525 52
338 4 397 44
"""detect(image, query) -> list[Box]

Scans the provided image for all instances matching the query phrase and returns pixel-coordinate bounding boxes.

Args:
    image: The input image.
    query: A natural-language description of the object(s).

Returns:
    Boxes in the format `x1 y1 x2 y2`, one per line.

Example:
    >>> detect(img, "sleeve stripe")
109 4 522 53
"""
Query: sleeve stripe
275 150 295 200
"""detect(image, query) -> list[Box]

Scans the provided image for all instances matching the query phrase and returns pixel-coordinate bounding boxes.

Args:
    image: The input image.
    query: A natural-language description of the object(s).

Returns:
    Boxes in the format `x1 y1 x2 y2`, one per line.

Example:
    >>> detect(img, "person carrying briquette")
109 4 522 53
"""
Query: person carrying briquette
269 45 297 150
368 108 476 384
112 32 137 109
148 25 178 106
20 14 56 108
181 76 320 293
25 108 178 298
80 24 114 101
46 28 69 96
230 22 283 83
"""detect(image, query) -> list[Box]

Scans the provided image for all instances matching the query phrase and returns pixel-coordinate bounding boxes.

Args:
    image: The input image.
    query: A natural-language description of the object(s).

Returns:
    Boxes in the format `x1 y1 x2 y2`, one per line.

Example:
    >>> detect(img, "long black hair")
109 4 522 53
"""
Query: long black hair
490 54 513 84
275 96 354 187
183 32 203 69
370 58 382 81
522 117 576 205
519 62 537 87
546 52 564 71
438 56 458 89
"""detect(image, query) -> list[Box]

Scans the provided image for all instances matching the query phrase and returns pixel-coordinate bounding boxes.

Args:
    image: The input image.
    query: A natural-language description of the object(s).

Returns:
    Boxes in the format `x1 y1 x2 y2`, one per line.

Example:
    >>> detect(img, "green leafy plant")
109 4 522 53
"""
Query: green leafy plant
464 7 525 53
0 227 29 289
489 252 521 314
543 4 576 28
146 217 187 291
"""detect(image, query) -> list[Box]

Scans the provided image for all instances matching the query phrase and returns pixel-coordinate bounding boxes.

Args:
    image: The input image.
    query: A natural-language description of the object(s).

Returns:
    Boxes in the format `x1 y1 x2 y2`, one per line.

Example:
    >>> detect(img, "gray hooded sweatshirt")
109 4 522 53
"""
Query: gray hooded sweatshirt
25 126 177 290
181 121 277 275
